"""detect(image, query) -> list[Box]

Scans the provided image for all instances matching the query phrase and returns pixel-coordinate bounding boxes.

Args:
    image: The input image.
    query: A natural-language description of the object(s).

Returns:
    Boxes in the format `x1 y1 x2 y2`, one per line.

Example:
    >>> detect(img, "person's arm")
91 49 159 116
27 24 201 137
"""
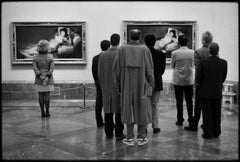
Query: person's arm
32 55 41 77
222 60 228 83
145 48 155 89
170 52 175 68
194 50 201 69
92 56 98 82
112 50 121 93
196 60 203 85
46 55 54 77
160 53 166 75
97 55 102 89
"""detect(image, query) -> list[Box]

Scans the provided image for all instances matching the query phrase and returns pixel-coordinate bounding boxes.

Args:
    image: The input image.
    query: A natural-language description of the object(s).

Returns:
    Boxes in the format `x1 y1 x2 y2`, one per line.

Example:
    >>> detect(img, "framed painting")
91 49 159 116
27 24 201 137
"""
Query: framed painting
10 22 86 64
123 21 196 64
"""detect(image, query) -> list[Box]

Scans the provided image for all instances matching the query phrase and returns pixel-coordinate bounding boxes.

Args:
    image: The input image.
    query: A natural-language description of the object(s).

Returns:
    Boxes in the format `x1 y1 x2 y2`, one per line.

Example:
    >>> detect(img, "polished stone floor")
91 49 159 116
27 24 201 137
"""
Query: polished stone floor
2 98 239 160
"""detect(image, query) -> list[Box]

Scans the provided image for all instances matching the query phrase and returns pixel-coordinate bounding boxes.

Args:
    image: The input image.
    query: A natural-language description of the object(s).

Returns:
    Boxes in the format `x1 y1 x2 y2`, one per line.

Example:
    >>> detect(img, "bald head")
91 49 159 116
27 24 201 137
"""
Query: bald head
129 29 141 41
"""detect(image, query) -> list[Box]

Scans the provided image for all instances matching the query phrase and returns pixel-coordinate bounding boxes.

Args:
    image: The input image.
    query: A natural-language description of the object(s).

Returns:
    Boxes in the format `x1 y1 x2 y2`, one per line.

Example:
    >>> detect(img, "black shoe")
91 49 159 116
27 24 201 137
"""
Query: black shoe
41 113 46 118
202 134 213 139
116 134 126 141
45 113 50 117
175 121 183 126
153 128 161 133
106 134 114 139
184 126 198 131
97 123 104 128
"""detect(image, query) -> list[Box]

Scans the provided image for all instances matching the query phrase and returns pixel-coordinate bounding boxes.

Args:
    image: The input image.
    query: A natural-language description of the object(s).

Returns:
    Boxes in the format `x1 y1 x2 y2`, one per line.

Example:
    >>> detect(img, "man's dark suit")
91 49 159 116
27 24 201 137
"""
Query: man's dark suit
92 53 104 127
196 55 227 138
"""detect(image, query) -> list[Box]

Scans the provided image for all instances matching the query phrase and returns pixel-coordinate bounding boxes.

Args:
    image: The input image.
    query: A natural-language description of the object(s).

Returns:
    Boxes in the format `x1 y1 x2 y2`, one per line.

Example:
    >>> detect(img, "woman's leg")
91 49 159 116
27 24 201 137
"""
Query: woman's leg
44 92 51 117
39 92 45 117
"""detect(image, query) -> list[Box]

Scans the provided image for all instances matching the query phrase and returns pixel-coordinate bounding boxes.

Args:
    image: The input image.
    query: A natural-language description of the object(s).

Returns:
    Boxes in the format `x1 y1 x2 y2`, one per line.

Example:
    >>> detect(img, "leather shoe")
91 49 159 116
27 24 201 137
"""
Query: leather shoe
202 134 213 139
116 134 126 141
184 126 198 131
175 121 183 126
106 134 114 139
153 128 161 133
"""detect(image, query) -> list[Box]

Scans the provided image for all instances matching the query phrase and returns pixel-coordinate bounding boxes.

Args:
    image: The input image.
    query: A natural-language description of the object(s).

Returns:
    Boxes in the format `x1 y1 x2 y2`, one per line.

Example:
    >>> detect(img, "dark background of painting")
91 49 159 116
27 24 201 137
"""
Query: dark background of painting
16 26 82 59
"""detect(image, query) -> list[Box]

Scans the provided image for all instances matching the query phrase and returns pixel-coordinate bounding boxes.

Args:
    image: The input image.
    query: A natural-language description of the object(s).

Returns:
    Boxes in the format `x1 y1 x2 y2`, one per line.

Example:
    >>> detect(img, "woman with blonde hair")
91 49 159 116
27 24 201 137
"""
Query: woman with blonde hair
33 40 55 118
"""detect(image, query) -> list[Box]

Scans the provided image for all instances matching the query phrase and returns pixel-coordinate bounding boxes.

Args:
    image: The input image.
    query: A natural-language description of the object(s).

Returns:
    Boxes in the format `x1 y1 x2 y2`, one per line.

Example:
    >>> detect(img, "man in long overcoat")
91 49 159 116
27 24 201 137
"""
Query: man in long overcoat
92 40 110 128
113 29 155 146
98 34 125 140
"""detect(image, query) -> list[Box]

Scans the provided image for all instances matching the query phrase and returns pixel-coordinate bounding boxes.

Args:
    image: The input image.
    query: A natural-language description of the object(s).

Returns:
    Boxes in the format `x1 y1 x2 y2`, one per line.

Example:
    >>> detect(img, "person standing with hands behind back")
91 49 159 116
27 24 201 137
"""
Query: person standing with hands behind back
144 34 166 133
197 42 227 139
33 40 54 118
171 35 194 127
98 34 125 140
184 31 213 131
113 29 155 146
92 40 110 128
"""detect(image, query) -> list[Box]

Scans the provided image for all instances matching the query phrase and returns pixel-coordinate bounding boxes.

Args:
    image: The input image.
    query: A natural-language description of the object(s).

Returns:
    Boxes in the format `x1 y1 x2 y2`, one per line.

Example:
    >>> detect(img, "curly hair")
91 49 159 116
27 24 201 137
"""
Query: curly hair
37 40 50 54
201 31 213 46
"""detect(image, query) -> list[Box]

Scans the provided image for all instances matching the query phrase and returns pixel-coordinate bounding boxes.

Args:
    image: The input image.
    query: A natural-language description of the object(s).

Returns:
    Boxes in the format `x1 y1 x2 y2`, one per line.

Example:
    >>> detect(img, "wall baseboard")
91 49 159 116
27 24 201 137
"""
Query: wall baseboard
1 80 238 104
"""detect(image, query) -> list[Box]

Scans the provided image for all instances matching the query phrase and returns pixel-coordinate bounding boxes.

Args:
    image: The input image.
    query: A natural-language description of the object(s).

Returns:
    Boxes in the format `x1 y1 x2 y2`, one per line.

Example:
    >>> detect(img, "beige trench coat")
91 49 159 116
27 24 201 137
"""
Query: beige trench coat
113 42 155 125
98 47 120 113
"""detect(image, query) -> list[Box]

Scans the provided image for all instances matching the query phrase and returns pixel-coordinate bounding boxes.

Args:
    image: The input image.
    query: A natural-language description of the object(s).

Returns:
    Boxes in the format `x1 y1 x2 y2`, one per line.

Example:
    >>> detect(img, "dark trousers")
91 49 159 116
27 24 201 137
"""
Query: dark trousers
192 86 201 128
95 86 103 127
201 98 222 138
174 85 193 123
104 113 124 137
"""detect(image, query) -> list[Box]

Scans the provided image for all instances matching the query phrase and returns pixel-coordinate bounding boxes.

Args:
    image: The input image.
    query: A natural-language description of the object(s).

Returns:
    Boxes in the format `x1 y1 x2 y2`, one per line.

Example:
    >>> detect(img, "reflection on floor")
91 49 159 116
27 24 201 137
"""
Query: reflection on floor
2 99 239 160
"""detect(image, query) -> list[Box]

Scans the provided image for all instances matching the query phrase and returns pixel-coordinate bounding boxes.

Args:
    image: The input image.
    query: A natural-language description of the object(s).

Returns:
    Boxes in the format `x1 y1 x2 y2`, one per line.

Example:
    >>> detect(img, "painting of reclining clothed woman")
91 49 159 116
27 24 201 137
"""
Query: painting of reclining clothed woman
17 26 82 59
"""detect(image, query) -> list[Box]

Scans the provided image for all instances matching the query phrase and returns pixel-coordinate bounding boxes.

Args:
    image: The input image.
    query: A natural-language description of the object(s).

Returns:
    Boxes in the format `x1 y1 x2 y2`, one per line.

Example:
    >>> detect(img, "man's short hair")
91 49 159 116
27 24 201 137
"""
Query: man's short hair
100 40 110 51
144 34 156 47
110 34 120 46
129 29 141 41
202 31 213 46
208 42 219 56
178 35 188 46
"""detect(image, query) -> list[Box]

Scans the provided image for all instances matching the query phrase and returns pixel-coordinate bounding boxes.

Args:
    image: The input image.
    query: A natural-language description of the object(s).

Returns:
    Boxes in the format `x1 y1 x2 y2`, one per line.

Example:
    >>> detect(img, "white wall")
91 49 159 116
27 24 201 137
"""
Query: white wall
1 2 238 83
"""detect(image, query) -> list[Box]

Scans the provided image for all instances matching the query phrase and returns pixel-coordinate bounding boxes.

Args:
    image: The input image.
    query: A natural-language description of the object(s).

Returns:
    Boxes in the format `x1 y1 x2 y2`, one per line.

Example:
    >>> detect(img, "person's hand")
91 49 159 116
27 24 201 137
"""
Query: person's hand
40 75 46 81
42 77 49 85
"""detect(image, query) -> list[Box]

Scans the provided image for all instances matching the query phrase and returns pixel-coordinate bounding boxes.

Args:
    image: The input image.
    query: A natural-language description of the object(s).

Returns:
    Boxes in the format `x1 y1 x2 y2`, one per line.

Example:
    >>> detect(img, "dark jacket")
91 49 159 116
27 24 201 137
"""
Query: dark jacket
98 47 120 113
33 53 54 85
197 56 227 99
194 45 210 85
92 53 102 88
148 46 166 91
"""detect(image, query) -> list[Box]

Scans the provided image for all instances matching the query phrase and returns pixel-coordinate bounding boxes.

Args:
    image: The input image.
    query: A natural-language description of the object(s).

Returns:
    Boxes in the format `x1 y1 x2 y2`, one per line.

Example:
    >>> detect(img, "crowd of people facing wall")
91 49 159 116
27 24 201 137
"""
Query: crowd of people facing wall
32 29 227 146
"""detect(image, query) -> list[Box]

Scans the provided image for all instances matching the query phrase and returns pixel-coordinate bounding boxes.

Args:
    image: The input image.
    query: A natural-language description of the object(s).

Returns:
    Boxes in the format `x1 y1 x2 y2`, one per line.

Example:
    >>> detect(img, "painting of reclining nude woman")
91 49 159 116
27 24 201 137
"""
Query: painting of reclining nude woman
123 21 196 64
11 22 86 64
